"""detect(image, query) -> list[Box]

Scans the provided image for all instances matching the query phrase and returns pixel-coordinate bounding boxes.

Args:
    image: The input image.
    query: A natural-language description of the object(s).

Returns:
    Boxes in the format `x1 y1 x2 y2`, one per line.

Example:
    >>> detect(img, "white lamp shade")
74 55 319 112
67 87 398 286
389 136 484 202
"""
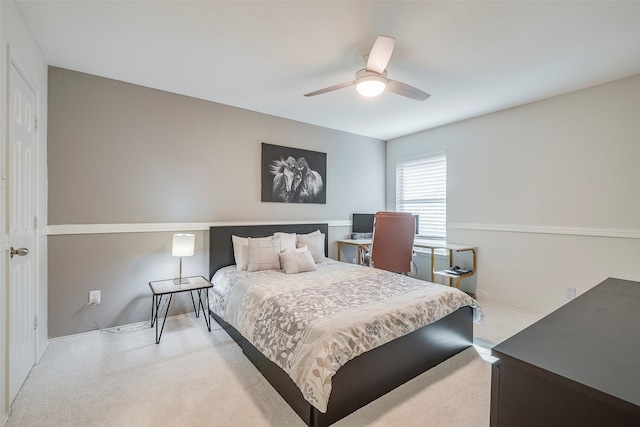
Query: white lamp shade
172 233 195 257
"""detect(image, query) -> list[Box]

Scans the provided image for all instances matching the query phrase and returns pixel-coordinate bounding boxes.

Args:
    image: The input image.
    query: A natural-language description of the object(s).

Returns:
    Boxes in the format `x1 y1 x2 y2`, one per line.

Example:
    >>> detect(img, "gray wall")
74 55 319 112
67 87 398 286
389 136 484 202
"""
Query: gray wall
387 74 640 316
47 67 385 338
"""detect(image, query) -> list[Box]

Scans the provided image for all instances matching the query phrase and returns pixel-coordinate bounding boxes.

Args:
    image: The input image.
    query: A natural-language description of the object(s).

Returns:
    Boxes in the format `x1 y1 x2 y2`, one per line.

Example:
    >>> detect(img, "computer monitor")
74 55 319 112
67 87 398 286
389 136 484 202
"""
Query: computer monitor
352 213 420 235
352 213 375 233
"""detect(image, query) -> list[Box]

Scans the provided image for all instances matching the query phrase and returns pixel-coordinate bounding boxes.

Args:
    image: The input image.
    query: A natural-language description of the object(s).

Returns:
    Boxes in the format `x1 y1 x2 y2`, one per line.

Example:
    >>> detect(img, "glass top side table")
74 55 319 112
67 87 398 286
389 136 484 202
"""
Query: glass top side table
149 275 212 344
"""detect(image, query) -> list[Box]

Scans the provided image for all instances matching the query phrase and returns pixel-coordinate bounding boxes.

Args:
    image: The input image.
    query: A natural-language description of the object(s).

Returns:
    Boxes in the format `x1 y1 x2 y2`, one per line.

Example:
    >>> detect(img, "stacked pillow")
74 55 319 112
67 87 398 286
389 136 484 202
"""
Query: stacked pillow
280 248 317 274
231 230 325 274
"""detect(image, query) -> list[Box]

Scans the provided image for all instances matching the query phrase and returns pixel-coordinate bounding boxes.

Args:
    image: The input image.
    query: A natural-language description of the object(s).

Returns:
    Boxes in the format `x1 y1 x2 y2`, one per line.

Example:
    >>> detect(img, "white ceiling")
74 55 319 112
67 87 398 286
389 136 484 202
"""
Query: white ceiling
16 1 640 141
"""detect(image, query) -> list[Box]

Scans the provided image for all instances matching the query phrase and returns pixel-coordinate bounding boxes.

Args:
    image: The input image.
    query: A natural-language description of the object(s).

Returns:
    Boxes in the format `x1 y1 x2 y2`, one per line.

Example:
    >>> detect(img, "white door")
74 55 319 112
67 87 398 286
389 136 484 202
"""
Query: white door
8 61 37 403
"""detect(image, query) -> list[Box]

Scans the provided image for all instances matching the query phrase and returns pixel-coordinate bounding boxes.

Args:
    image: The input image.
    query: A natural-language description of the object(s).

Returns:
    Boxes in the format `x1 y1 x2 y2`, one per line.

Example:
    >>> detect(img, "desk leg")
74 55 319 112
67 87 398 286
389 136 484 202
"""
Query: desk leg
430 249 435 282
448 249 453 287
337 242 342 261
454 276 463 289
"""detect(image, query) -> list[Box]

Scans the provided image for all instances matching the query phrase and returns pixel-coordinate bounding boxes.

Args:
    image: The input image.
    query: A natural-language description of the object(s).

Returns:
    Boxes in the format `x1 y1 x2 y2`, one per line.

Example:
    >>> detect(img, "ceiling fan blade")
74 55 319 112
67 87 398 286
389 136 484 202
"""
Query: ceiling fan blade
366 35 395 74
304 81 354 97
386 80 431 101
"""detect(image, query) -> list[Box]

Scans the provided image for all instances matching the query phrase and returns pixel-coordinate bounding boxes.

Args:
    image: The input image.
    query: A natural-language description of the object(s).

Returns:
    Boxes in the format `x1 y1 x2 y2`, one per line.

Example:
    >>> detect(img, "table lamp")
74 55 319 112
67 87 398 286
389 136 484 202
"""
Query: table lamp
172 233 195 285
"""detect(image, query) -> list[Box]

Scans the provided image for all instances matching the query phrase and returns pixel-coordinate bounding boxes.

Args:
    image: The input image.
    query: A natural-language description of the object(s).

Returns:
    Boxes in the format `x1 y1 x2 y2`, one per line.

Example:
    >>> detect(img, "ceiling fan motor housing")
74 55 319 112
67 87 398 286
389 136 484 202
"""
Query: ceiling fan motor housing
355 69 388 97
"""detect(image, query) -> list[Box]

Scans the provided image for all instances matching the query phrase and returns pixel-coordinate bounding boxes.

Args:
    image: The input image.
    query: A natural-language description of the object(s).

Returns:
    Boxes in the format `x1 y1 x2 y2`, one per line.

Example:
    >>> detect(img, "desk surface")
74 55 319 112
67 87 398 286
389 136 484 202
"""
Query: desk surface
413 240 475 251
492 277 640 412
338 239 475 251
338 239 372 245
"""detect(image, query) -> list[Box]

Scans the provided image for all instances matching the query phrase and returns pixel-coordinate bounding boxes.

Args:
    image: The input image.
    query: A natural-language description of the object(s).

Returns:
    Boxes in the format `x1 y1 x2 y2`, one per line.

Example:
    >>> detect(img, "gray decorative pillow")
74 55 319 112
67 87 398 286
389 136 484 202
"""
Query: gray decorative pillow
279 249 318 274
247 237 281 272
296 231 325 263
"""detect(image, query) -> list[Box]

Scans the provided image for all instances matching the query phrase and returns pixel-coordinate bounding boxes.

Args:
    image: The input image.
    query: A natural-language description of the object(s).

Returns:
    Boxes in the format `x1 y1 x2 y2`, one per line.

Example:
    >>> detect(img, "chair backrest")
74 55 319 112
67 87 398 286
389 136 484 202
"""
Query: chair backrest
370 211 416 274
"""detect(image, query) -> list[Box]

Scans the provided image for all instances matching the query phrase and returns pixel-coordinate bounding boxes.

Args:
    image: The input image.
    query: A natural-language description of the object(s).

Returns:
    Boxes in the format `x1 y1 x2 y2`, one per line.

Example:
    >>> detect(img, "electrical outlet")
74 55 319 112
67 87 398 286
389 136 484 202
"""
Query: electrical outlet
89 290 101 305
565 287 576 300
352 258 357 264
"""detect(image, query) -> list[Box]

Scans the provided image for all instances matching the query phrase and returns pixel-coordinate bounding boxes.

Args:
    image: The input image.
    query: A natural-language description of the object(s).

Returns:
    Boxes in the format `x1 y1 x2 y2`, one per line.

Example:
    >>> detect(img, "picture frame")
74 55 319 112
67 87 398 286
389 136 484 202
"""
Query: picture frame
261 143 326 204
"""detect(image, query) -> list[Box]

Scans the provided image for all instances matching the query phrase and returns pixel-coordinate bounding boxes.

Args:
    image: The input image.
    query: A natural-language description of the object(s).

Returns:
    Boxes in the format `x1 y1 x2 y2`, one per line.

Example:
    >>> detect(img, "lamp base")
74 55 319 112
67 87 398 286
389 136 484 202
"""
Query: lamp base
173 278 189 285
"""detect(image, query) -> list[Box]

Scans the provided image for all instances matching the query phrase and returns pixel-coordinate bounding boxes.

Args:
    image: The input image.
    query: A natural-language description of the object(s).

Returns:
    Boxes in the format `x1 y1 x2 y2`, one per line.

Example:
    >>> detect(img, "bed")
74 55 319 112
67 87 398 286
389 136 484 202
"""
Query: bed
208 223 479 426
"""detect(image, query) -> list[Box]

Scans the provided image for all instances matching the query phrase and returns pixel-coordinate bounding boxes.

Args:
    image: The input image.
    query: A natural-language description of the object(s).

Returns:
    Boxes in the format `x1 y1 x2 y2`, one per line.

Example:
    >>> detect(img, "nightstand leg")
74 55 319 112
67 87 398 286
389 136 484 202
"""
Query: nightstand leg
196 289 211 331
151 295 156 327
190 291 199 318
206 290 211 330
156 294 173 344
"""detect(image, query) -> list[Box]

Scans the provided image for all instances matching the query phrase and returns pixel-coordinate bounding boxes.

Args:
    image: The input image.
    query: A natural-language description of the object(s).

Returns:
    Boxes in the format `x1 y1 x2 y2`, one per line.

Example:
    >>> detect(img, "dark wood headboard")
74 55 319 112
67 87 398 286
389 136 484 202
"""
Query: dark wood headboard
209 223 329 279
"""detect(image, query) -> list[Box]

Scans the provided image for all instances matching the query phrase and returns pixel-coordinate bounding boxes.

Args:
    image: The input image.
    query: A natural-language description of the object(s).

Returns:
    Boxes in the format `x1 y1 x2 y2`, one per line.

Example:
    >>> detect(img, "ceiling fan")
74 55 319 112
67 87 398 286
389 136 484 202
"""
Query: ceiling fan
304 35 430 101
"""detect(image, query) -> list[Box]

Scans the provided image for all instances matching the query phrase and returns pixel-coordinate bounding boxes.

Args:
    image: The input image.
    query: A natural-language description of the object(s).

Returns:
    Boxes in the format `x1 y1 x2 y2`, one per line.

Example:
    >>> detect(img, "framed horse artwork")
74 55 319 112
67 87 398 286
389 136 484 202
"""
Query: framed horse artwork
261 143 326 204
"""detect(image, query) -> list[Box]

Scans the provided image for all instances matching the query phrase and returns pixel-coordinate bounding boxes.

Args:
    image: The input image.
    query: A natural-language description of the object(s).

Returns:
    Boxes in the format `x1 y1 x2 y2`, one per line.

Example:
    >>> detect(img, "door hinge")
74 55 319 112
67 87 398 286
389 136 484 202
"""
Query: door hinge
34 315 38 330
34 115 38 131
34 216 38 230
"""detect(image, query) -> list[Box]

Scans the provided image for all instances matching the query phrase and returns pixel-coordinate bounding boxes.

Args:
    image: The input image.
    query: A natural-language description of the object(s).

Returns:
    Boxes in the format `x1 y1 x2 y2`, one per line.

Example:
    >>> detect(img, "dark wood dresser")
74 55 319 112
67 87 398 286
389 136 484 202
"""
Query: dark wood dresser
490 277 640 426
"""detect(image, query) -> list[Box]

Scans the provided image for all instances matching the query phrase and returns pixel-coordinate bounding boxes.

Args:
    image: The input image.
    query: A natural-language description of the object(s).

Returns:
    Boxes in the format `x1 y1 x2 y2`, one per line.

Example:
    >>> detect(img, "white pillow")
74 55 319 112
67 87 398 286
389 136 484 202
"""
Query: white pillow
247 237 281 272
296 231 325 263
232 235 272 270
279 249 318 274
274 232 297 252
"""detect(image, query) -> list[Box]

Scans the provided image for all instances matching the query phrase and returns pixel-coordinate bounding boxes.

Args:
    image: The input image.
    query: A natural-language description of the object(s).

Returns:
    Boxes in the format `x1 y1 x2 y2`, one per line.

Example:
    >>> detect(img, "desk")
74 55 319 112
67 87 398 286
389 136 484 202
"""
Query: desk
490 278 640 426
337 239 477 289
337 239 372 264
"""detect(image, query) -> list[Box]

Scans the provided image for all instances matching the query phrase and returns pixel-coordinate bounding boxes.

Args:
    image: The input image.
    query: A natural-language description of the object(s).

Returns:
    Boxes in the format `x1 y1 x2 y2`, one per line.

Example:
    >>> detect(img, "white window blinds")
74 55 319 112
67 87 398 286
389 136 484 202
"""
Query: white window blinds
396 152 446 240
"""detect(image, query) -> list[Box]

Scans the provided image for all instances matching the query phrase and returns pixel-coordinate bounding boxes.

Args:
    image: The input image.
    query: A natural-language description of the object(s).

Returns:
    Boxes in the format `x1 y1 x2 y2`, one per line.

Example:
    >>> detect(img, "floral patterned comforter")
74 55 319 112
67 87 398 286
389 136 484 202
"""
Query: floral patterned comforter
209 259 482 412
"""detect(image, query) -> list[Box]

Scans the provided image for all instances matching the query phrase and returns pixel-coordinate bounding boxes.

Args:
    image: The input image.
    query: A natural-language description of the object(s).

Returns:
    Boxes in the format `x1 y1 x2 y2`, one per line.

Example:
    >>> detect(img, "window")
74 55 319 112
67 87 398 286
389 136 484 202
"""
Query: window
396 152 446 241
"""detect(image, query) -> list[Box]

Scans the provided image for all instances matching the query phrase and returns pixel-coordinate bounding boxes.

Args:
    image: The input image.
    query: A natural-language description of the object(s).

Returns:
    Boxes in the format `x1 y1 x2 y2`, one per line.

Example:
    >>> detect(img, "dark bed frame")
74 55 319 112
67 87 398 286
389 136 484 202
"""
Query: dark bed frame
209 223 473 427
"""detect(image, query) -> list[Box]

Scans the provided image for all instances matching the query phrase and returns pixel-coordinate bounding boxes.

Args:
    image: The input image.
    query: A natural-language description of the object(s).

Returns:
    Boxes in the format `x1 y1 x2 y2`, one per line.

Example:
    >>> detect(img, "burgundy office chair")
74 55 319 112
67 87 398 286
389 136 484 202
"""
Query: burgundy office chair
369 211 416 274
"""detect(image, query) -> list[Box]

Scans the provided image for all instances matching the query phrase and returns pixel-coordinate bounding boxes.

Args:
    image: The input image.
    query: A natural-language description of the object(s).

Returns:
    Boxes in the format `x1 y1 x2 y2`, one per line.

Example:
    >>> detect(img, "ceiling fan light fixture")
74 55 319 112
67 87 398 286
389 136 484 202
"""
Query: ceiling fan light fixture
355 70 387 97
356 79 385 97
305 37 429 101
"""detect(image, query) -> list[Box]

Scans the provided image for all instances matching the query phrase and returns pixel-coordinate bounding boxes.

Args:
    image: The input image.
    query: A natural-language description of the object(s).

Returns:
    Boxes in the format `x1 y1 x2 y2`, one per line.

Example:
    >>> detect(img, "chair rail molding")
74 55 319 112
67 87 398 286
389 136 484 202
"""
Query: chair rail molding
448 222 640 240
47 220 351 236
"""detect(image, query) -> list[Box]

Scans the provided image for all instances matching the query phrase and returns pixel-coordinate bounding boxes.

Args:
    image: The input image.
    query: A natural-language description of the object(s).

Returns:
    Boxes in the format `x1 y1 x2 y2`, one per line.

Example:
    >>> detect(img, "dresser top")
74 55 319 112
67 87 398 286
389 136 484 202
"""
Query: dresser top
492 277 640 410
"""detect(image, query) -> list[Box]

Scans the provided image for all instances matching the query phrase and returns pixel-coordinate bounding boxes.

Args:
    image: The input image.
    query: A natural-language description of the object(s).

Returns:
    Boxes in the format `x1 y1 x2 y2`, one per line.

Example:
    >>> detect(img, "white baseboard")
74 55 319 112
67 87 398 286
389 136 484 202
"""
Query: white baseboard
48 311 206 342
474 298 543 320
36 340 48 364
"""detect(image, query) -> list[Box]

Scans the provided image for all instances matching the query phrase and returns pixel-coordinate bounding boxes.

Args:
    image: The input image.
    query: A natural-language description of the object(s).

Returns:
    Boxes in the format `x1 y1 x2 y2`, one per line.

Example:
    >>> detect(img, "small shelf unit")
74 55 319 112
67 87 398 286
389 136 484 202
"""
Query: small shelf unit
414 241 477 289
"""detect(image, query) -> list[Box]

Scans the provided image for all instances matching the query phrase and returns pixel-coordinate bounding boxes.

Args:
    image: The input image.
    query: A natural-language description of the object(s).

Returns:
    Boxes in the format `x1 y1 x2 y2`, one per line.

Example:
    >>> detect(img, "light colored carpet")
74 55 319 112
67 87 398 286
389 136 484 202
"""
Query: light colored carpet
7 303 538 426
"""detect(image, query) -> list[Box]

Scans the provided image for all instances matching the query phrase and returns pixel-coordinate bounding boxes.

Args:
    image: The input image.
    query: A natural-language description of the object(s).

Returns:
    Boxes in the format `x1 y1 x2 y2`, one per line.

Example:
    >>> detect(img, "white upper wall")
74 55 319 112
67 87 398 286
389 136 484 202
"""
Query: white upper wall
386 74 640 316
